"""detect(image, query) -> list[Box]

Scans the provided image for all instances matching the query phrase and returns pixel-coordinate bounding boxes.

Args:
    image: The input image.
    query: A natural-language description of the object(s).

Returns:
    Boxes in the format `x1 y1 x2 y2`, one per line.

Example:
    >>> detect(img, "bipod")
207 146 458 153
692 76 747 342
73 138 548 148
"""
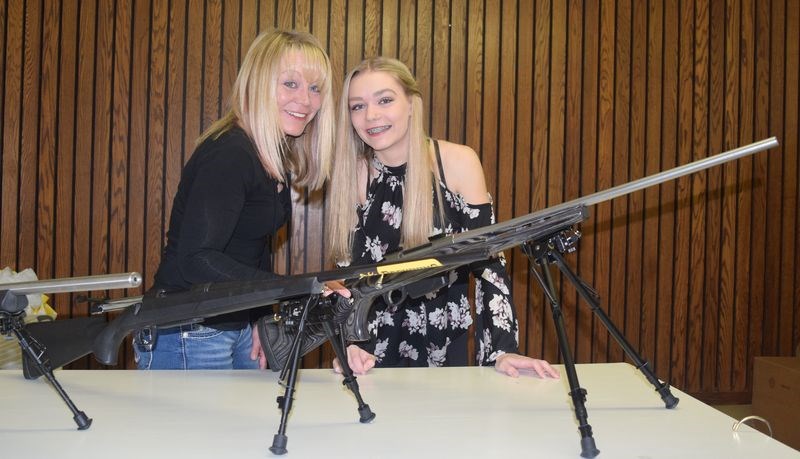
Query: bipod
269 294 375 455
522 228 679 458
0 310 92 430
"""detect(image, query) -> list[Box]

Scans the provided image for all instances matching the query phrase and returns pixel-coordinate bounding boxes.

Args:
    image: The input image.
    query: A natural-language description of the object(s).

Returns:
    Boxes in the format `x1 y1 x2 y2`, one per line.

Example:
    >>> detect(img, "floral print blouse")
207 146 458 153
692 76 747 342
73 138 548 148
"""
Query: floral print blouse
348 141 520 367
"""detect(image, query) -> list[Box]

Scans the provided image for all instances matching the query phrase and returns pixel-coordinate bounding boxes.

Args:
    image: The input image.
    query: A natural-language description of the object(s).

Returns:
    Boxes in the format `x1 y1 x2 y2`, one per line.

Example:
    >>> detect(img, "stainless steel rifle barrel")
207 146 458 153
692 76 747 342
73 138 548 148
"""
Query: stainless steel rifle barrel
0 272 143 295
550 136 779 213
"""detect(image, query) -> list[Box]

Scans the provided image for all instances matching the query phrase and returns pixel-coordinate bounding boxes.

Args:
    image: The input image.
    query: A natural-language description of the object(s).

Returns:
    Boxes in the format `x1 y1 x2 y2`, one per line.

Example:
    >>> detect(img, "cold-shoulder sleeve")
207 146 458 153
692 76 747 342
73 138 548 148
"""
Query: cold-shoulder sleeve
457 200 520 365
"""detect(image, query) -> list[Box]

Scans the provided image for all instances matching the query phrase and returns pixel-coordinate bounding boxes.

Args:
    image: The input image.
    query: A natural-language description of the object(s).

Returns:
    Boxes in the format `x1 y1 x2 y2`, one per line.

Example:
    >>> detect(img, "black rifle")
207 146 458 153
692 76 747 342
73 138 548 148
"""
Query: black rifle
2 137 778 457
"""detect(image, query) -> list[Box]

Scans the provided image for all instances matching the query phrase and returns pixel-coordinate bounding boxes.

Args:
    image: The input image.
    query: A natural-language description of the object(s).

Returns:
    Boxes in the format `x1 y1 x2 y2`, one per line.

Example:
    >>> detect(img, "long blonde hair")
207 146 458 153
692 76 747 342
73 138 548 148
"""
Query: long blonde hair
196 29 334 189
327 57 442 264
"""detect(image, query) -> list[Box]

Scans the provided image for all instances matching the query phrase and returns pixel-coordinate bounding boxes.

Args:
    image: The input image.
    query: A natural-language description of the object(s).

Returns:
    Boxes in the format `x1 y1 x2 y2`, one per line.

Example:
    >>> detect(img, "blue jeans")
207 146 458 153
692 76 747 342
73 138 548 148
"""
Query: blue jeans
134 323 259 370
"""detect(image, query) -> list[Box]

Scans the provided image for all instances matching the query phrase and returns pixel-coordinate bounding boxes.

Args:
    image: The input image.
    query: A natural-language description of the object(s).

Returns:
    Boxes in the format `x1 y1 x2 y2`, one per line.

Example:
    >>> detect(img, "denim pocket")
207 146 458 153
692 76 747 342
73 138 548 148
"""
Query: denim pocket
183 324 224 340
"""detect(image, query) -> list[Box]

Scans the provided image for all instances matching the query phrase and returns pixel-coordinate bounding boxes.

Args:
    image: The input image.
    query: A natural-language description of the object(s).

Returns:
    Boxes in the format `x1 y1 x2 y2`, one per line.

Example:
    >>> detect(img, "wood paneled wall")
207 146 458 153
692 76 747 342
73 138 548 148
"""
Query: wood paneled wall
1 0 798 403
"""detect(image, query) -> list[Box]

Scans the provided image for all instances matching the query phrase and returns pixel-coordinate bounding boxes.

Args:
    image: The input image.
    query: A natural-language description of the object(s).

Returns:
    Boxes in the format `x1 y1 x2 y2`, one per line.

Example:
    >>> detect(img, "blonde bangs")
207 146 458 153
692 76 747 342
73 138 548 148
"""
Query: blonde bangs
283 44 332 94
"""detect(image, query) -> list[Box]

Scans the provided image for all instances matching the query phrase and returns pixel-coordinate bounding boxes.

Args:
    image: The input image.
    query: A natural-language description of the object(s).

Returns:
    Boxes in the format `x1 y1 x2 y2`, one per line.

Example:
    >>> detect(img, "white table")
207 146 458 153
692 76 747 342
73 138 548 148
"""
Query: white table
1 363 797 458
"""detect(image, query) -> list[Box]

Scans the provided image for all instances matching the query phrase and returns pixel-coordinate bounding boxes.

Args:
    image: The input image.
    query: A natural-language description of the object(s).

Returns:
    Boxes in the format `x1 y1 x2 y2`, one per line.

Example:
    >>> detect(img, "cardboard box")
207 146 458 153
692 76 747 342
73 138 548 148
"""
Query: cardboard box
752 356 800 451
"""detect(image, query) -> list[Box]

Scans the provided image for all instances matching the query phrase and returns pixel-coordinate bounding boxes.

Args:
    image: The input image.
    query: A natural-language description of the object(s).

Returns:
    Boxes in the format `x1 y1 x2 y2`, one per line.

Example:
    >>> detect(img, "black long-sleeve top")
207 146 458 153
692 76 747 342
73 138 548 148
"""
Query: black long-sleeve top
152 126 291 326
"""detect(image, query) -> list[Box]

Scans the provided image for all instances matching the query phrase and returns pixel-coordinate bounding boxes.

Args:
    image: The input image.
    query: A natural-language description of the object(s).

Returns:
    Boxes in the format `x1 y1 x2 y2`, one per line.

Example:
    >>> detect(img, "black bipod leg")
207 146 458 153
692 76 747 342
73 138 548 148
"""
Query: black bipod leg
524 242 599 458
5 314 92 430
270 294 317 455
548 249 679 409
320 319 375 423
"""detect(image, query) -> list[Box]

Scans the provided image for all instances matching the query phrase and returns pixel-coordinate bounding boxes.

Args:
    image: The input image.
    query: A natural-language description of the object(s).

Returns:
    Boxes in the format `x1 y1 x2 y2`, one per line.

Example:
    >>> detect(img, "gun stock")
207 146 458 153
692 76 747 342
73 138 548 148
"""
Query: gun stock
22 317 108 379
341 204 590 341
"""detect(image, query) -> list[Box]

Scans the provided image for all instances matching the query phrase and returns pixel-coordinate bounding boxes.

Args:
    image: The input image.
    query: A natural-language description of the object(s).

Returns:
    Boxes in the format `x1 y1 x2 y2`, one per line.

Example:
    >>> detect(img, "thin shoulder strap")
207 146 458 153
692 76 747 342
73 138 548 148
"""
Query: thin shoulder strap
365 168 371 197
365 156 372 197
433 139 447 188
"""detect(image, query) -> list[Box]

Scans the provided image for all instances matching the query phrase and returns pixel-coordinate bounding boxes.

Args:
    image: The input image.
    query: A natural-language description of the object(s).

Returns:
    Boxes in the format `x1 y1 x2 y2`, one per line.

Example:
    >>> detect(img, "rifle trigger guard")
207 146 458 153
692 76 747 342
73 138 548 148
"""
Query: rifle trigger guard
382 288 407 308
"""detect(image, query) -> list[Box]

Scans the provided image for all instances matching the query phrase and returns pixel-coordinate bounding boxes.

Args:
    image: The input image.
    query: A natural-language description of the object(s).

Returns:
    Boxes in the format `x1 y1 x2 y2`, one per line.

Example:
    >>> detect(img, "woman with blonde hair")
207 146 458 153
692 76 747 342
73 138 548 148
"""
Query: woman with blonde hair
327 57 559 378
137 29 335 370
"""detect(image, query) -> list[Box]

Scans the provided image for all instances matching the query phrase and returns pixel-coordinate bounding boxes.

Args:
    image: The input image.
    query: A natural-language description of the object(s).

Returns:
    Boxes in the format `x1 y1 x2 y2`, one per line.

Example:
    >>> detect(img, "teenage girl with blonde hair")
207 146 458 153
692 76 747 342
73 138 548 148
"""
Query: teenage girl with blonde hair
327 57 559 379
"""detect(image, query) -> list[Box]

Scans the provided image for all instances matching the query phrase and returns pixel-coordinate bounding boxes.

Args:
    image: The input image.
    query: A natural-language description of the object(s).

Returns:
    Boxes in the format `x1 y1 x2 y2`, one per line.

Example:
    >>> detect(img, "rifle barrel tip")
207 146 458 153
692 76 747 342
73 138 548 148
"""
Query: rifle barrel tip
129 272 143 287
